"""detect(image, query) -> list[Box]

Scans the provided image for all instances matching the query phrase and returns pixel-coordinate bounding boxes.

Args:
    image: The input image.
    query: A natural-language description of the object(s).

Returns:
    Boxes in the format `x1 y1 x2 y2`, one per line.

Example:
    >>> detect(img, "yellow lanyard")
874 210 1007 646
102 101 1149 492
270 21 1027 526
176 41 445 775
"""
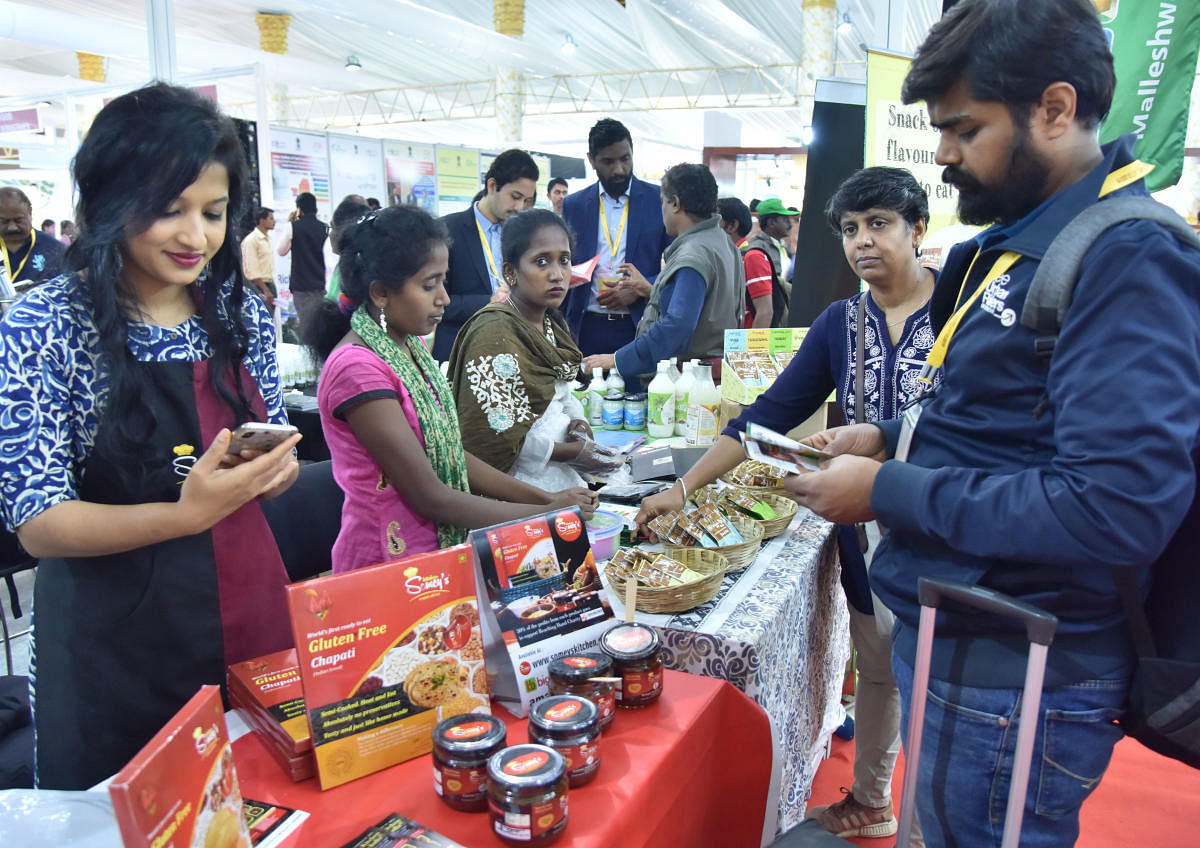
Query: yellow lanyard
475 215 501 284
0 229 35 283
917 159 1154 386
598 188 630 263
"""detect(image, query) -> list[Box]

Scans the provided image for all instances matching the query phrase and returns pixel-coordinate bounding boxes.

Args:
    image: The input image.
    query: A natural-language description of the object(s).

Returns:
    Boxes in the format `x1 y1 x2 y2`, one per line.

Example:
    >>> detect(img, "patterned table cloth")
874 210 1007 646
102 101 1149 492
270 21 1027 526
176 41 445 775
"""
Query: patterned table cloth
602 508 851 832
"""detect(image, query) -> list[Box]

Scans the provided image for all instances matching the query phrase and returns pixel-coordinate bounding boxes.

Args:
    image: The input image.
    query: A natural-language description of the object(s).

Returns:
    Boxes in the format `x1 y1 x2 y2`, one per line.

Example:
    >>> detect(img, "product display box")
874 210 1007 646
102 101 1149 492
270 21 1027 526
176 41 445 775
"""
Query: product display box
718 398 831 442
470 508 617 717
227 648 314 782
721 327 809 404
108 685 251 848
285 545 490 790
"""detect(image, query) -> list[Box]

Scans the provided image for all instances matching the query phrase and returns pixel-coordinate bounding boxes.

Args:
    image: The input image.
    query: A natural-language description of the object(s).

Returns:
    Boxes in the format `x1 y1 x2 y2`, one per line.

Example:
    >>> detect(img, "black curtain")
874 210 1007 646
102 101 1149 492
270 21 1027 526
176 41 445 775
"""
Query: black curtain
787 99 865 326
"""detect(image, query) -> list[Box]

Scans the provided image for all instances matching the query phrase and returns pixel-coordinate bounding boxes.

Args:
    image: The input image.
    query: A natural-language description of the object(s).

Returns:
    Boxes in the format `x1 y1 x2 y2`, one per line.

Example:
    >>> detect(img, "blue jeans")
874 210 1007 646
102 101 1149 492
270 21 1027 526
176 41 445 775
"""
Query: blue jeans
893 651 1127 848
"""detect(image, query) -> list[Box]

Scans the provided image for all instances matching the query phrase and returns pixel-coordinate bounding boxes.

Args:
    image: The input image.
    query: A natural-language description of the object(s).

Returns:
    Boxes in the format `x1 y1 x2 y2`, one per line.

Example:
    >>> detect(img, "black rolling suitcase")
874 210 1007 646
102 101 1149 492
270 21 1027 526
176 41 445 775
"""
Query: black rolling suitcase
896 577 1058 848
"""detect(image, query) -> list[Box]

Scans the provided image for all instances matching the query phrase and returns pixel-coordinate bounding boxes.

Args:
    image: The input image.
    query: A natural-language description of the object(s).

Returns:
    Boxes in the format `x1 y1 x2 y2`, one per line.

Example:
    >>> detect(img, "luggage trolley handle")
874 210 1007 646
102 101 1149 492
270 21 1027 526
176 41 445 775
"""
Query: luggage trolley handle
897 578 1058 848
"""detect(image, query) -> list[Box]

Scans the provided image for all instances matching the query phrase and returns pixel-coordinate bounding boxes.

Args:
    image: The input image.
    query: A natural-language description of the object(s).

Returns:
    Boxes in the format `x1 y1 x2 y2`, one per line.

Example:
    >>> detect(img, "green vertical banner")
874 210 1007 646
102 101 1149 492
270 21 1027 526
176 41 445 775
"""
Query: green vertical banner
1098 1 1200 191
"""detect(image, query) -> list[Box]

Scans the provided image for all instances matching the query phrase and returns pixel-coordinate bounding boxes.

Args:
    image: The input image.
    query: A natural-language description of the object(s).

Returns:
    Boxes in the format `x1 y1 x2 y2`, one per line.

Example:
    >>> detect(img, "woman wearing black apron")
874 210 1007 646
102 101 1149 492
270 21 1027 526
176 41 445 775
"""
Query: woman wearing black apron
0 84 301 790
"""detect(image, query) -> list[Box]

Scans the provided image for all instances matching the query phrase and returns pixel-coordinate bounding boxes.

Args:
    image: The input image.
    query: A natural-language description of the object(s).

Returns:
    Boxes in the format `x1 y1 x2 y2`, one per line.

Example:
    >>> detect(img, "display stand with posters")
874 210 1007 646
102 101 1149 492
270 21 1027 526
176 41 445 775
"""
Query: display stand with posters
470 508 617 718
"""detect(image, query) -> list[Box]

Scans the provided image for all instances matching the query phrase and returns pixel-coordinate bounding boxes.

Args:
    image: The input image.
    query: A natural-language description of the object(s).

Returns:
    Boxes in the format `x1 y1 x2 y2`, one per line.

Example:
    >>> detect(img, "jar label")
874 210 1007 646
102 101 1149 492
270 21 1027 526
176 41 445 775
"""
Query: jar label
562 656 597 669
619 668 662 701
596 690 616 720
562 741 600 777
433 763 486 798
503 750 550 776
444 720 492 740
492 795 568 840
545 700 582 722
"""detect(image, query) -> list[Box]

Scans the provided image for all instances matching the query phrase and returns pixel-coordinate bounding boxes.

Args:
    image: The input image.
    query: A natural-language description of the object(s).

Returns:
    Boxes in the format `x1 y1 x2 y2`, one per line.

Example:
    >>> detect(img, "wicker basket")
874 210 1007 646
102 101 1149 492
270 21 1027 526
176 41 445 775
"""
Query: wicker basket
725 490 799 540
665 512 763 572
606 547 729 614
719 465 786 497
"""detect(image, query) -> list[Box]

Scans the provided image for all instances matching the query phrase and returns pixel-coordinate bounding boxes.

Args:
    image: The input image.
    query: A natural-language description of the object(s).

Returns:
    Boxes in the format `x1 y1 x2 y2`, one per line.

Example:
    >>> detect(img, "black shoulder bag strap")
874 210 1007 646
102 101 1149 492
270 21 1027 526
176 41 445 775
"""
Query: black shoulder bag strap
854 295 870 554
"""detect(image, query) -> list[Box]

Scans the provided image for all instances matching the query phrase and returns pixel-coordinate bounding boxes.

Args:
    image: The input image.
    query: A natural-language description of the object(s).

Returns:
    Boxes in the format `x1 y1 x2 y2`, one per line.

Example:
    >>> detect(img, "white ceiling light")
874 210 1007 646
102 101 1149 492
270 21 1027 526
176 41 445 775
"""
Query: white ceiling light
837 14 853 35
344 55 362 72
561 34 577 55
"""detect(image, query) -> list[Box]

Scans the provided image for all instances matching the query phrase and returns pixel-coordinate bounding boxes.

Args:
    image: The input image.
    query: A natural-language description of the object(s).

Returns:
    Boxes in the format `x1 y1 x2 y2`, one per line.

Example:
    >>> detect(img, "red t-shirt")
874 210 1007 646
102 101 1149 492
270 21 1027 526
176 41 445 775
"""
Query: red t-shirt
739 239 774 328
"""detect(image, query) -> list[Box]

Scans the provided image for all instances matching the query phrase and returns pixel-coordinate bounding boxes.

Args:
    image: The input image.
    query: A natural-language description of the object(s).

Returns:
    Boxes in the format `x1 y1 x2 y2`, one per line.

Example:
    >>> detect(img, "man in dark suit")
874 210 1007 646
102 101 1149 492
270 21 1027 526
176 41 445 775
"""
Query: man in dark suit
562 119 672 356
432 149 538 361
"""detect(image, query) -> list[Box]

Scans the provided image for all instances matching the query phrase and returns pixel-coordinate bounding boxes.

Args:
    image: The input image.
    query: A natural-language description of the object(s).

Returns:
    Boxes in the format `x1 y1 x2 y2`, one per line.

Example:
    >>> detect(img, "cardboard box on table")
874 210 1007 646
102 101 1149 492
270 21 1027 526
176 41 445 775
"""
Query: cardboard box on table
108 686 251 848
284 546 490 790
470 507 618 718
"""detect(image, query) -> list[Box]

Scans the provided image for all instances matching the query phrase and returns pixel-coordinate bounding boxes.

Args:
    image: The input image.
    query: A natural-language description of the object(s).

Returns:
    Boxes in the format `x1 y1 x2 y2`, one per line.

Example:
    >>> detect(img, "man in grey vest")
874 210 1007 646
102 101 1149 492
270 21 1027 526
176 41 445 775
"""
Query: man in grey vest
583 163 743 384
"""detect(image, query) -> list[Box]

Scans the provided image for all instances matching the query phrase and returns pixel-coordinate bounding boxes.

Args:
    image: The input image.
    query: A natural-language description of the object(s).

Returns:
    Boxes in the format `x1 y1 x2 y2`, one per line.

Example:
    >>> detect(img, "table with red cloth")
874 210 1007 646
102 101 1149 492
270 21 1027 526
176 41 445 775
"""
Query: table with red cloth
233 670 775 848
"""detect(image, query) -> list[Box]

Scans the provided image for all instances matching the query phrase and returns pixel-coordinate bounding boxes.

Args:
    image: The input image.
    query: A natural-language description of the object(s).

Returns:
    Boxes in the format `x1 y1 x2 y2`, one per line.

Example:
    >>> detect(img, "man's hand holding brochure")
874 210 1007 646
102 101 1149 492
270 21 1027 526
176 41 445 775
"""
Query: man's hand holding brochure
739 423 833 475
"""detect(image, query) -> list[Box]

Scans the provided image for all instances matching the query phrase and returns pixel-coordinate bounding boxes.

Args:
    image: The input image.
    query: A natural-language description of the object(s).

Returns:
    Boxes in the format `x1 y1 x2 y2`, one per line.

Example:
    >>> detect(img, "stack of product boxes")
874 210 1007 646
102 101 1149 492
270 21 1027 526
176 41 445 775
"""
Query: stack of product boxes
227 648 315 782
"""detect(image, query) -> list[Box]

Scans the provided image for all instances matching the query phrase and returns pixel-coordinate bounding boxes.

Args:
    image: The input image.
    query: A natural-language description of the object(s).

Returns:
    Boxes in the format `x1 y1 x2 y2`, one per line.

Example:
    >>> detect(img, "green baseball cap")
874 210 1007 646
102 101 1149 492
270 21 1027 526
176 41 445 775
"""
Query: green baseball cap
755 198 799 217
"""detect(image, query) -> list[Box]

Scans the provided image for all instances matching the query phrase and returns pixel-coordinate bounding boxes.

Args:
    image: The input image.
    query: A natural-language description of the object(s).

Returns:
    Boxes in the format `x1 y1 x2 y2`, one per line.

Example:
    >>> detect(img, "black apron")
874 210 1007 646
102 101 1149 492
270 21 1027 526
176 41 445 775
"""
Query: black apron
32 358 293 790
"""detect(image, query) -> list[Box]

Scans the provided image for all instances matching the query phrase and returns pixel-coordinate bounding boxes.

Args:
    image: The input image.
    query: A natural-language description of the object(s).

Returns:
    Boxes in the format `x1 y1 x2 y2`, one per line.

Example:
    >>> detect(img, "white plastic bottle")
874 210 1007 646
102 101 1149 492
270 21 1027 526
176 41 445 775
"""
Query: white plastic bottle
647 361 676 438
688 364 721 446
606 367 625 394
674 362 696 437
668 356 681 384
587 367 606 427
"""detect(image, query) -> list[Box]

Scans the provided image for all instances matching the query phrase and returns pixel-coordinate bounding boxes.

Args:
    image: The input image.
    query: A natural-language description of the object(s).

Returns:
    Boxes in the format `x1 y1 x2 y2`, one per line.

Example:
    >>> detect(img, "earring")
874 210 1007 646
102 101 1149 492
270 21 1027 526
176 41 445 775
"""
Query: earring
379 310 387 333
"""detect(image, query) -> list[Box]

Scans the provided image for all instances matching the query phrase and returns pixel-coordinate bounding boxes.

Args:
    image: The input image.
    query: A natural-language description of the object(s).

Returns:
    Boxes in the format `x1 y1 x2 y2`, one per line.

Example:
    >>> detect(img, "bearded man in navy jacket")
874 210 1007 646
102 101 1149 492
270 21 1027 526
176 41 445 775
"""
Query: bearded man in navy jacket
561 119 672 356
787 2 1200 845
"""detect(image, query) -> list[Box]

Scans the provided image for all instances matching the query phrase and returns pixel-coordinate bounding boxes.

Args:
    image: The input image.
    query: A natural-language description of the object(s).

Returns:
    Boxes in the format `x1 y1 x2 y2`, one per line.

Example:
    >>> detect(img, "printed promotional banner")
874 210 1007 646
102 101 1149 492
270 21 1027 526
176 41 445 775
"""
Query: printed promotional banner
384 141 438 213
269 128 331 219
327 134 386 208
436 146 481 215
864 49 959 234
1098 0 1200 191
470 508 617 718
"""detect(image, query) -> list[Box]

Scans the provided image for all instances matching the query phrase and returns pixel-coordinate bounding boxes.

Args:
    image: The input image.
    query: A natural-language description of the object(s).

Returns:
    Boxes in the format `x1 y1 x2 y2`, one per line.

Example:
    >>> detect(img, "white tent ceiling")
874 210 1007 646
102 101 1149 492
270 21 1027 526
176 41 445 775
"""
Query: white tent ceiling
1 0 943 154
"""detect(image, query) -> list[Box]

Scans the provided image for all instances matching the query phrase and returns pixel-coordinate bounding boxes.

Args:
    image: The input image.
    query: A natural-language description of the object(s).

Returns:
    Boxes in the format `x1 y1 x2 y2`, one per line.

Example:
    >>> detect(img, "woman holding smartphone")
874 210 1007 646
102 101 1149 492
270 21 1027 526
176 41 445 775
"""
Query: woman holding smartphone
305 205 596 575
0 84 300 789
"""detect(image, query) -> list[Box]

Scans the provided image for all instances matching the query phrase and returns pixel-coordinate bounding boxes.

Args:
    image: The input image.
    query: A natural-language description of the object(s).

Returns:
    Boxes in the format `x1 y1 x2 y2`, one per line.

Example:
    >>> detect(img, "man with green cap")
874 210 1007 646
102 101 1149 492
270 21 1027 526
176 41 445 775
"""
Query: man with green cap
744 197 798 326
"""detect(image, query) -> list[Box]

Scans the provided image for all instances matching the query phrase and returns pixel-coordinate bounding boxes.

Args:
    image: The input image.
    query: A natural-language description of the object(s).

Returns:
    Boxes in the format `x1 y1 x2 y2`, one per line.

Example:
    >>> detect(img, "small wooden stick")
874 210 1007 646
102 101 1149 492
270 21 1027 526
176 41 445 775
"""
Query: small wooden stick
624 577 637 622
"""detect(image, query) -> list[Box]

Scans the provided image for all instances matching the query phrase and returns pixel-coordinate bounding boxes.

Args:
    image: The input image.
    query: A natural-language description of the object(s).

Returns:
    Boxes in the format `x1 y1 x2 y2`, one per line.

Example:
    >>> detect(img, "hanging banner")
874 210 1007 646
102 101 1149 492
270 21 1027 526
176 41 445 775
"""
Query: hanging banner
436 146 480 215
327 134 386 207
269 128 331 220
864 49 975 266
384 141 437 213
1098 0 1200 191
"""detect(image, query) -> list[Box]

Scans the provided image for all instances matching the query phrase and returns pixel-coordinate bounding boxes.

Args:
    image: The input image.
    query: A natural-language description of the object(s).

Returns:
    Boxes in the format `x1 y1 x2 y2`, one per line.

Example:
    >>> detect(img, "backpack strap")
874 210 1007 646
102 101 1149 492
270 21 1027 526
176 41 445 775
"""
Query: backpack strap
1021 196 1200 358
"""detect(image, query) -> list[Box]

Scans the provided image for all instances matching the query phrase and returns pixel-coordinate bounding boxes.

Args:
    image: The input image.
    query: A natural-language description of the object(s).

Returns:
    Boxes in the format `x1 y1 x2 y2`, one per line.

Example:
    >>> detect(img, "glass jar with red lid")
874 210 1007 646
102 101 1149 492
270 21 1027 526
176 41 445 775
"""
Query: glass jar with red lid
487 744 568 846
548 652 616 729
528 695 601 787
432 713 507 811
600 622 664 708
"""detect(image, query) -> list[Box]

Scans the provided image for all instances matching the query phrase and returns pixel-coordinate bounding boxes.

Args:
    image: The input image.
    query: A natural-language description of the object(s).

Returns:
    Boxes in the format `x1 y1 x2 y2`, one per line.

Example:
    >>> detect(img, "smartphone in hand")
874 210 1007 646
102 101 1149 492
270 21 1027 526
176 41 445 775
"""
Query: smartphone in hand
226 422 299 455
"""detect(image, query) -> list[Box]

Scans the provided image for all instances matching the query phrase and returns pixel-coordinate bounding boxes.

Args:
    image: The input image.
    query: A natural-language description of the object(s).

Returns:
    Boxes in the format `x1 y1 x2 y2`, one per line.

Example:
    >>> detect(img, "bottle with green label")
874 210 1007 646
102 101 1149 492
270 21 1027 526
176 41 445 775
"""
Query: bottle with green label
647 361 676 438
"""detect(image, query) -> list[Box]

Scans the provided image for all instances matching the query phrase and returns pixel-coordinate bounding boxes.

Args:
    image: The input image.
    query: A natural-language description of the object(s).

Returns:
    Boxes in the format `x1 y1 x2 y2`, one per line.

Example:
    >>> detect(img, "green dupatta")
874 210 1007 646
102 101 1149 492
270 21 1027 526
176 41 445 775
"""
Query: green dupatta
350 305 469 548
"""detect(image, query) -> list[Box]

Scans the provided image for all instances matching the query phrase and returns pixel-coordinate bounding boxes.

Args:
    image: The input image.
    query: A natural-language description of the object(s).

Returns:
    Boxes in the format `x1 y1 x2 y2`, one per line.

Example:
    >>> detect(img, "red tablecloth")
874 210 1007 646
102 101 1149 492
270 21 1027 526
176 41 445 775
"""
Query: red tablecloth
234 669 772 847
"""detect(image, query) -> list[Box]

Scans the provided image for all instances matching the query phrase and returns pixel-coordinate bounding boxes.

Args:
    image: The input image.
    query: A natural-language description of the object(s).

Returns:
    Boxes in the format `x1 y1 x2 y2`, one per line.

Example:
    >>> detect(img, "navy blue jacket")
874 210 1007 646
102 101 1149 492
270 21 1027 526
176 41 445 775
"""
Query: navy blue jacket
869 136 1200 688
561 176 672 338
433 206 493 362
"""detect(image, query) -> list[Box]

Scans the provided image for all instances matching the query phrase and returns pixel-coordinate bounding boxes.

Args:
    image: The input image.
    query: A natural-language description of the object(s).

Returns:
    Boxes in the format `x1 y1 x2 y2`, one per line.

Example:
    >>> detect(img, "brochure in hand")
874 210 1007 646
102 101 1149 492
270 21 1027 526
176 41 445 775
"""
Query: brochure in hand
285 545 490 790
739 422 832 475
108 686 251 848
470 508 617 717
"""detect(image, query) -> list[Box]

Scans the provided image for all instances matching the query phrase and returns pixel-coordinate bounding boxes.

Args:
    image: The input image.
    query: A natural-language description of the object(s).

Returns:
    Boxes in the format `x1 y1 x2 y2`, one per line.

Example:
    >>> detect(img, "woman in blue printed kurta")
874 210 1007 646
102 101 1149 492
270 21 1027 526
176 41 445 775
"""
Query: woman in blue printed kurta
637 168 942 841
0 84 301 790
